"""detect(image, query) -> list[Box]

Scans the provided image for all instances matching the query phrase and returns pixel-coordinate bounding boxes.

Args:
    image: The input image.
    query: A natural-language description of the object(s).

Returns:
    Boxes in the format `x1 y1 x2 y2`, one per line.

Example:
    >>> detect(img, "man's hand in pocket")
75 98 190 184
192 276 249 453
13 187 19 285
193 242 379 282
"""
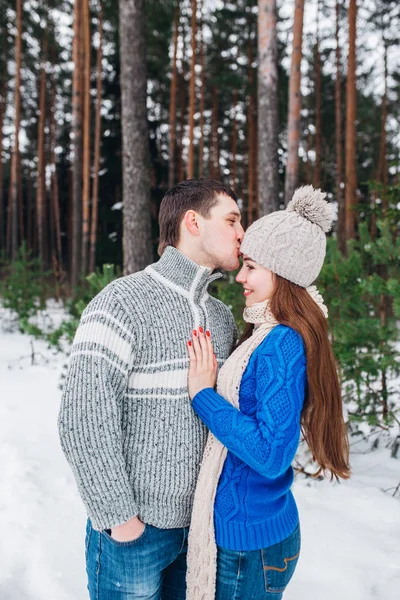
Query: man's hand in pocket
110 516 145 542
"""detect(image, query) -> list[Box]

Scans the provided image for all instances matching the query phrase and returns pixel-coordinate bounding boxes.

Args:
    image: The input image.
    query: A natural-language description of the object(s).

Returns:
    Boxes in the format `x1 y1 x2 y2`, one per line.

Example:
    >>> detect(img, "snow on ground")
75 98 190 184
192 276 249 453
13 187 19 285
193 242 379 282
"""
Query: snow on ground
0 310 399 600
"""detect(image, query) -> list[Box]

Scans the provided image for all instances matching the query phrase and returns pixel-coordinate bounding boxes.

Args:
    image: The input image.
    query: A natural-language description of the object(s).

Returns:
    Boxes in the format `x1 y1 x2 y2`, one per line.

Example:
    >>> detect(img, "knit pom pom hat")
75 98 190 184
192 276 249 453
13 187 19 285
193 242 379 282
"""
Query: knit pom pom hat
240 185 333 287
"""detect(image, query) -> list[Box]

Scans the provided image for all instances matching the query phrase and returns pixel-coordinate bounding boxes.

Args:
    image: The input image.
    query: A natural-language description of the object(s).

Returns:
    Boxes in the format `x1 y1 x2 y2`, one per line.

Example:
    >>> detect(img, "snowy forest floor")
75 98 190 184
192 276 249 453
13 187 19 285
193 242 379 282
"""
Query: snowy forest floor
0 306 399 600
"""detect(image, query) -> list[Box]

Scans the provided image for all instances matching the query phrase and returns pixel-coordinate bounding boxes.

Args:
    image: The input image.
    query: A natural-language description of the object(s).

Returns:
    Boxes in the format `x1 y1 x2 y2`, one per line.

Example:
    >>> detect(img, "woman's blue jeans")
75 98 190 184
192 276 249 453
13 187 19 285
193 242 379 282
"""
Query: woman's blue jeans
216 524 301 600
85 519 188 599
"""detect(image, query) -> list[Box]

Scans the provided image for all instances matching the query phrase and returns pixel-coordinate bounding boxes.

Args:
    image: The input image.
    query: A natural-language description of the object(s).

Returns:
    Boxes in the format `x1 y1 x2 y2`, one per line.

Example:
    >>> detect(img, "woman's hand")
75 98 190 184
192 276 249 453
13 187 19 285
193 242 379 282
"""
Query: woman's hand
187 327 218 400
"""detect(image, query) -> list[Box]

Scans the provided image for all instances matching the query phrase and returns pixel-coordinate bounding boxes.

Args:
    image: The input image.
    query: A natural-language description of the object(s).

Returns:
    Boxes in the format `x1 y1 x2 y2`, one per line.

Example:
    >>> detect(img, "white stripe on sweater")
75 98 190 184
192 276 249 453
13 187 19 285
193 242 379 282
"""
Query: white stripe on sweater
129 369 188 390
126 392 188 400
131 357 223 372
80 310 136 341
73 322 132 365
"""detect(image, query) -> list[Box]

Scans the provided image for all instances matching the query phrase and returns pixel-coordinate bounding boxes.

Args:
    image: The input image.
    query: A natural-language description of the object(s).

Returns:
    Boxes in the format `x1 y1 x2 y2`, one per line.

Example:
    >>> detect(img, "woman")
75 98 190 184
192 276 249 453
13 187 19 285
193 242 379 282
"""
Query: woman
185 186 351 600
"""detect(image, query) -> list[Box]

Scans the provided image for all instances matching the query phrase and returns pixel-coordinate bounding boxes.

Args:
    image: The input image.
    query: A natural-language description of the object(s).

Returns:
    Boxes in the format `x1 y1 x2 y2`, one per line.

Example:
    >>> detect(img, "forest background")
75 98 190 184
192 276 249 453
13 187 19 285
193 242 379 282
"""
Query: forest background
0 0 399 448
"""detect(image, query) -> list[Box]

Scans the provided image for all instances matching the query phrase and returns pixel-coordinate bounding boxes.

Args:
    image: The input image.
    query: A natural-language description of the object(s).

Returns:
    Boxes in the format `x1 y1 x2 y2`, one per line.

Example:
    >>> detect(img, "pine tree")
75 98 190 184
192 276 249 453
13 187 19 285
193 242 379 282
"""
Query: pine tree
0 31 8 251
168 1 180 188
344 0 357 243
313 0 321 189
81 0 91 275
119 0 153 273
89 1 103 274
284 0 305 205
71 0 83 286
36 29 47 266
187 0 197 179
258 0 279 215
335 0 345 253
9 0 23 260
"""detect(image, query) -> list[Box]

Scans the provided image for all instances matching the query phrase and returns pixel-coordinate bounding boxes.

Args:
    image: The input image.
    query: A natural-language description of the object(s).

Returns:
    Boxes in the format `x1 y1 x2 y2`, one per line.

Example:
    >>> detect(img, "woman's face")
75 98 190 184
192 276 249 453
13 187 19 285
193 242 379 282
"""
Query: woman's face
236 255 275 307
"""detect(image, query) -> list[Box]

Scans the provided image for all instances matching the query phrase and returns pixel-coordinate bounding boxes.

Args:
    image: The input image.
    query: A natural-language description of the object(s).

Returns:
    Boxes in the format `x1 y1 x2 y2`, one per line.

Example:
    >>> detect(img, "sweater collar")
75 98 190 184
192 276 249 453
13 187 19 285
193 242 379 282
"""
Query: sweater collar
146 246 222 298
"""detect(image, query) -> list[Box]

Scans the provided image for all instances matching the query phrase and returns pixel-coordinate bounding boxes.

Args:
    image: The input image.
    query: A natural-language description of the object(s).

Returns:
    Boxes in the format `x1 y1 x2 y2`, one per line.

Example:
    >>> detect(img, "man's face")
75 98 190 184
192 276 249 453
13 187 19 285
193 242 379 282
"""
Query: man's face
197 194 244 271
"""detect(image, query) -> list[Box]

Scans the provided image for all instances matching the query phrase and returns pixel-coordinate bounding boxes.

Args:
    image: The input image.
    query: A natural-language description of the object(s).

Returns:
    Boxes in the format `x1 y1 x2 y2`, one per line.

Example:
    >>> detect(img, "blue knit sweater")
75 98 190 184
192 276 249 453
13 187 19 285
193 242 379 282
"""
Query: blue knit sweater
192 324 307 551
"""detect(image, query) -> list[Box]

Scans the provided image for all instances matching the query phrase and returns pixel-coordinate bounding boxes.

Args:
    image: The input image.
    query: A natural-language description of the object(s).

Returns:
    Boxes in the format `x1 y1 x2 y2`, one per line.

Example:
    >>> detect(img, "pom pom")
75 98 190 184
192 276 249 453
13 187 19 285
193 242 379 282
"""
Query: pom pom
287 185 333 232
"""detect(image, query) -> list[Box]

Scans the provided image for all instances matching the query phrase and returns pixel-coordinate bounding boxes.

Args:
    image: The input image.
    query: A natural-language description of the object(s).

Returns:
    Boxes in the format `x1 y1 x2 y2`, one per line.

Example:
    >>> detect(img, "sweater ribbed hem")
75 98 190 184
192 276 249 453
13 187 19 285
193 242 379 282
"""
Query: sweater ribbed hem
214 492 299 551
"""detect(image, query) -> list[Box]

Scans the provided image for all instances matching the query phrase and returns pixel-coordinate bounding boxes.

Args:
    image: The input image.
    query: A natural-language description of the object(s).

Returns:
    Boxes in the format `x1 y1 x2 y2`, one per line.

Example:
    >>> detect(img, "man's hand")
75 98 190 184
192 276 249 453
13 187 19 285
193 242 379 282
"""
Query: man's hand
110 516 145 542
187 327 218 400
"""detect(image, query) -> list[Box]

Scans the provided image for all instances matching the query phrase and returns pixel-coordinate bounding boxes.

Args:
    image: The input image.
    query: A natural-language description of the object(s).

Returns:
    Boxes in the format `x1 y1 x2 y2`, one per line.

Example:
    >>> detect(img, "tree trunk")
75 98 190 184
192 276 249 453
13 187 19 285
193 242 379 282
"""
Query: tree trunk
6 176 12 255
71 0 83 287
17 149 24 244
371 40 388 241
0 76 6 251
0 25 7 252
314 0 321 189
210 86 220 180
89 1 103 274
198 0 205 179
10 0 23 260
81 0 91 275
27 173 32 251
247 35 255 225
335 0 345 253
344 0 357 243
284 0 305 205
187 0 197 179
50 48 62 268
178 24 186 183
119 0 153 273
36 31 47 265
168 2 180 189
258 0 279 215
305 118 312 183
231 89 238 193
253 104 259 219
377 43 388 196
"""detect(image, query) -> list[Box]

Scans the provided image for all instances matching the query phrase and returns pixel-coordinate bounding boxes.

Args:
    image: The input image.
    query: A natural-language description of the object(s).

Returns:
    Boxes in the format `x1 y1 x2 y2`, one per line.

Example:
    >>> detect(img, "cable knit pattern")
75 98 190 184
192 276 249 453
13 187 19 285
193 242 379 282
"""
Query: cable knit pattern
187 290 327 600
240 185 333 287
58 247 236 531
196 327 306 480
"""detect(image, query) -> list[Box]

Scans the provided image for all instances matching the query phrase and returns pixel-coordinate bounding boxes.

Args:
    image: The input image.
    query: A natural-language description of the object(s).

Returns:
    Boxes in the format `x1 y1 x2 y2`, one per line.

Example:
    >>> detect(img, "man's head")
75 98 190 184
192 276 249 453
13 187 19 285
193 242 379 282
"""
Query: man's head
158 179 244 271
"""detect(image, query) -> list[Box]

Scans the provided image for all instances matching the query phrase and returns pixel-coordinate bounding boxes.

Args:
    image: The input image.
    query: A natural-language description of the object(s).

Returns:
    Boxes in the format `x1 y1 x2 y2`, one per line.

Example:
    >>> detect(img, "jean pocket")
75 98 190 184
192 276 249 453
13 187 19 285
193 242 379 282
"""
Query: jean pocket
101 523 148 547
261 524 301 594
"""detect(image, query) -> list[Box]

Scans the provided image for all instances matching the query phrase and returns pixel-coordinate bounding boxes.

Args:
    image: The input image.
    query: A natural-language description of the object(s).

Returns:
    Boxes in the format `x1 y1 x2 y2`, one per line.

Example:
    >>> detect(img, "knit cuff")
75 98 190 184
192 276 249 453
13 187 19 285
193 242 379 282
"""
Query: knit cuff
192 387 230 426
88 494 139 531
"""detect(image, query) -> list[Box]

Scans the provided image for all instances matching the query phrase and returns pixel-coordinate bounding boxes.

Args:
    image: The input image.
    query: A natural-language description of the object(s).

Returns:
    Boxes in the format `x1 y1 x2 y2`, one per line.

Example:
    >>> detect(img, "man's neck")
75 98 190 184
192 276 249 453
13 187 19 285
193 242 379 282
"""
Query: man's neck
175 243 215 270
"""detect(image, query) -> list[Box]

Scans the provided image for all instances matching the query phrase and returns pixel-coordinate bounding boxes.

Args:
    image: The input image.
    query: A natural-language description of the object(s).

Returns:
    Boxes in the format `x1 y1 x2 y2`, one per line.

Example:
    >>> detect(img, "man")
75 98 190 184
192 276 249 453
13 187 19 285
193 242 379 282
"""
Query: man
58 179 244 599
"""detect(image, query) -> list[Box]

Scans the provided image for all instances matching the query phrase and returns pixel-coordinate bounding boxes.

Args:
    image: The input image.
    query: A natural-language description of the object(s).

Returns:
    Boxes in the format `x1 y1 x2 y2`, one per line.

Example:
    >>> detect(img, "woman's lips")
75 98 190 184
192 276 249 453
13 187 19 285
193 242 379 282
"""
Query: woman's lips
243 288 253 297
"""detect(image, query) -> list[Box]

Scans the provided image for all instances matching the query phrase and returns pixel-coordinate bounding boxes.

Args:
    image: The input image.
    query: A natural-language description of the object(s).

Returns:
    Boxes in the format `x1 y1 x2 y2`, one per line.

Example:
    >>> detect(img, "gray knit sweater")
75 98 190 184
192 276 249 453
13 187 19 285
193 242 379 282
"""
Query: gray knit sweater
58 247 236 531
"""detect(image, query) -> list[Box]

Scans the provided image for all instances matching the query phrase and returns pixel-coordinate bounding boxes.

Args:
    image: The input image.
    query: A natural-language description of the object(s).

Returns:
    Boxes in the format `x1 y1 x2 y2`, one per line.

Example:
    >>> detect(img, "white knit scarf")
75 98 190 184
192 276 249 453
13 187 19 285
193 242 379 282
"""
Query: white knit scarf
186 286 328 600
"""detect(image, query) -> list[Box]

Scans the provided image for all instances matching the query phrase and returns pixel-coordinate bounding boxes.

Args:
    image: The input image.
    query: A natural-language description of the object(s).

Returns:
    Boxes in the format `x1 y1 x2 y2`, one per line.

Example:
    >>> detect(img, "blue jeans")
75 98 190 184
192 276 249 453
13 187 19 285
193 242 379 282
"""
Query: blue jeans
85 519 188 599
216 524 301 600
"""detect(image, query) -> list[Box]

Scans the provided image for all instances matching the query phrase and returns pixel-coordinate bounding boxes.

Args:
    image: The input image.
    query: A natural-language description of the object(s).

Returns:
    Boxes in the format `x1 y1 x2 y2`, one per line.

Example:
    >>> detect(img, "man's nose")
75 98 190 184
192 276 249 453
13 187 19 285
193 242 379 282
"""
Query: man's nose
237 223 245 242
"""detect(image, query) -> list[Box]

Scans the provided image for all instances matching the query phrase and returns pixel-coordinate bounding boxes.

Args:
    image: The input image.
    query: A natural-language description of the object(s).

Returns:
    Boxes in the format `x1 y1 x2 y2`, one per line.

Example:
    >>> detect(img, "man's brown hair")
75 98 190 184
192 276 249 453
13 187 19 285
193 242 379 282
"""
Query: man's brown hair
158 179 237 255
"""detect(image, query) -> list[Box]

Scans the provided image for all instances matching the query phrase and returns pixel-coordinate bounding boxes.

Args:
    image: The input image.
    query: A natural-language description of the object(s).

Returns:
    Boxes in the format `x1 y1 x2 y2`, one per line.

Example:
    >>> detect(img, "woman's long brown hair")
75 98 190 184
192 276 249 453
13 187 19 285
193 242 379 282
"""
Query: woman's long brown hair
239 275 351 481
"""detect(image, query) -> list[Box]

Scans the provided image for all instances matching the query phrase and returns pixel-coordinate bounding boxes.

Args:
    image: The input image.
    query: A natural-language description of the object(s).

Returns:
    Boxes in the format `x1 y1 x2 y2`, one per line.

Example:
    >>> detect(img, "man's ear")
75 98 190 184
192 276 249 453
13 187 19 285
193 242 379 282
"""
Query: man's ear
182 210 201 236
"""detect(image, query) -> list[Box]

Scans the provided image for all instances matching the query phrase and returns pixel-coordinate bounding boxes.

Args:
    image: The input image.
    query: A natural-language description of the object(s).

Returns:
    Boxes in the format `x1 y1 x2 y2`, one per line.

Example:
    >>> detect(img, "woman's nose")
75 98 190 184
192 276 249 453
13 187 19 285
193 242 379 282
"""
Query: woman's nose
236 269 246 284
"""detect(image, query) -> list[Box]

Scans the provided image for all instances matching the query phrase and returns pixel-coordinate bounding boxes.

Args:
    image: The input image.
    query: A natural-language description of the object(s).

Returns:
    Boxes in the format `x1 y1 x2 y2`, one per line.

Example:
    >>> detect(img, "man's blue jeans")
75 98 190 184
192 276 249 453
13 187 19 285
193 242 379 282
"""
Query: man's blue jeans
85 519 188 599
216 524 301 600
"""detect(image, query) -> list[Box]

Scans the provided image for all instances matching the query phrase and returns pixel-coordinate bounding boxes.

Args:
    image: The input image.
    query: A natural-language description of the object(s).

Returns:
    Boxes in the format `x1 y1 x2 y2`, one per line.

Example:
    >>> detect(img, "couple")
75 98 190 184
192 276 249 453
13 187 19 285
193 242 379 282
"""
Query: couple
58 179 350 600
